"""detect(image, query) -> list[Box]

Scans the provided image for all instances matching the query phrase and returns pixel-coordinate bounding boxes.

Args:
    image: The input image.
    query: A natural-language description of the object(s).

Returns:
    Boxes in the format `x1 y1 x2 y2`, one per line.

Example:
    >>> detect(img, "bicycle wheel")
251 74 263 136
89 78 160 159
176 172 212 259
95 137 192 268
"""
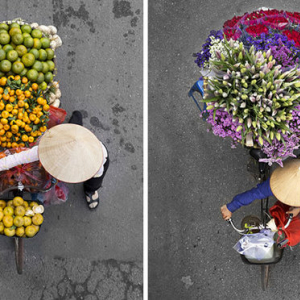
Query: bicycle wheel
261 265 269 290
15 237 24 274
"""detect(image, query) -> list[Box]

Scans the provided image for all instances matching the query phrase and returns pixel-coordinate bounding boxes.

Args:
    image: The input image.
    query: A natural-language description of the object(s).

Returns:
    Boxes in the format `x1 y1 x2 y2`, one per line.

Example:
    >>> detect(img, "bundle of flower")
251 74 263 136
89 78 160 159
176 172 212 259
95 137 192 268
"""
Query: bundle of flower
194 8 300 165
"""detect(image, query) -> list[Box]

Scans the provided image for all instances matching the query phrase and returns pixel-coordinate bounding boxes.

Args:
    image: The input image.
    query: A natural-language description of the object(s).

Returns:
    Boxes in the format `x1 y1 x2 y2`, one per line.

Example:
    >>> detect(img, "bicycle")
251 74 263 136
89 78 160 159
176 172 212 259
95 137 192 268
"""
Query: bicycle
188 79 294 290
0 179 55 274
228 149 293 290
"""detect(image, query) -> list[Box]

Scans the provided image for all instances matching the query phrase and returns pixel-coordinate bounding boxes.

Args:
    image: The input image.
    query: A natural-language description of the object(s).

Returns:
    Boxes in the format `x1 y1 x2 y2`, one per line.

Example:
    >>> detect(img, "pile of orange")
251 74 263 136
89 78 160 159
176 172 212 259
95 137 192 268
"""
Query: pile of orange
0 75 49 148
0 196 44 238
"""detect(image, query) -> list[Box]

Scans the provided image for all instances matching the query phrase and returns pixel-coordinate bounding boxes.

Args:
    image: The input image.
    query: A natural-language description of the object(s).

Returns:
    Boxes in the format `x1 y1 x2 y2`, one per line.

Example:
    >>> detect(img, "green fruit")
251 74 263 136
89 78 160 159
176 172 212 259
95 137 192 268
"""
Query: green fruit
9 23 20 29
19 67 27 77
0 60 11 72
11 33 23 45
6 50 18 62
32 61 43 72
0 23 8 31
39 81 47 90
21 53 35 67
12 61 24 74
24 36 34 48
40 37 50 49
9 27 21 36
29 48 39 59
26 69 38 82
42 61 49 73
46 60 55 71
32 38 41 49
45 48 54 60
0 49 6 60
21 24 32 34
31 29 42 39
44 71 53 83
36 72 44 84
38 49 47 61
3 44 13 53
0 32 10 45
15 45 27 57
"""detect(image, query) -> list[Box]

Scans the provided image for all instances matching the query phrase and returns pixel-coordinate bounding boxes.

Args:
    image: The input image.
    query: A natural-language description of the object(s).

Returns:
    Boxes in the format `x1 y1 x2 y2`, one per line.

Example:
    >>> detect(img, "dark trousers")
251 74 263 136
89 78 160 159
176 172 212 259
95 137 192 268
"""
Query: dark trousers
69 111 109 193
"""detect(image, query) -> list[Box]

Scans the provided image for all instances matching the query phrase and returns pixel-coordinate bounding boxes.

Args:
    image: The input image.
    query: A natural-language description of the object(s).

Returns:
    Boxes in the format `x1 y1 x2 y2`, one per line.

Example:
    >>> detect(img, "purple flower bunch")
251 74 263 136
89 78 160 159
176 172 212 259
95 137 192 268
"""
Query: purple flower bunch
194 30 223 68
255 106 300 166
205 108 242 142
244 32 300 67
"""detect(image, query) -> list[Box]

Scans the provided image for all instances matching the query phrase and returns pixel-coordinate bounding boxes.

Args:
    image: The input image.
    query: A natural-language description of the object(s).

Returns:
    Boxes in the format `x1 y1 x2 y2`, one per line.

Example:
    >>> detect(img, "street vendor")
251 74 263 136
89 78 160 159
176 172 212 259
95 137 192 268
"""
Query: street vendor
221 159 300 246
0 111 109 210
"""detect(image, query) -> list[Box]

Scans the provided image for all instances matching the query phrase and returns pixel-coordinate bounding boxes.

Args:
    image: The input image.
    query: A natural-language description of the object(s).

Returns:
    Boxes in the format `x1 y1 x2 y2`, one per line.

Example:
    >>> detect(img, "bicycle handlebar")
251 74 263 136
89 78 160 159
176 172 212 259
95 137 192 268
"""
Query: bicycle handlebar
227 213 294 235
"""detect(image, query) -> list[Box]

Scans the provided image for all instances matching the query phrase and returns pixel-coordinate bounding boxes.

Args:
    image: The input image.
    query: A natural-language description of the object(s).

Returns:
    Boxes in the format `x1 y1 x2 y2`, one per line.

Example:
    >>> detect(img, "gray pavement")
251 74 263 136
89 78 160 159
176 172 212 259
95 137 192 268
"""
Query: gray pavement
149 1 300 299
0 1 143 299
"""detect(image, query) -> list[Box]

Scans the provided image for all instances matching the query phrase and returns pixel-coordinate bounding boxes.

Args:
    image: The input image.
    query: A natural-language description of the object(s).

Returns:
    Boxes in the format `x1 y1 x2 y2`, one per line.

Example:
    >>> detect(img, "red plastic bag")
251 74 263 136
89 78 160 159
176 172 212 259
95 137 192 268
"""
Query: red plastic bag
36 181 69 206
0 147 50 191
269 201 300 246
47 106 67 128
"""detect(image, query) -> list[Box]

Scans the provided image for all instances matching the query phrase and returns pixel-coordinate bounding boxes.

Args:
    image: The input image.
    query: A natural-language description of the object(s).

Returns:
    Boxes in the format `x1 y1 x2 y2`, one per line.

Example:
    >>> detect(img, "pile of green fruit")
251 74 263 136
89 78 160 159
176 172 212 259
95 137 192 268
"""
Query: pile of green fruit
0 21 57 90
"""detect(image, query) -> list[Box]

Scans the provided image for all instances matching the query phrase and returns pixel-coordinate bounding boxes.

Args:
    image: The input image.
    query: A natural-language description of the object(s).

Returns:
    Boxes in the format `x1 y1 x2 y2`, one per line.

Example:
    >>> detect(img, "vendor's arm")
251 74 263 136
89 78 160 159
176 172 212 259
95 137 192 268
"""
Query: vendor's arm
226 178 273 213
0 146 39 171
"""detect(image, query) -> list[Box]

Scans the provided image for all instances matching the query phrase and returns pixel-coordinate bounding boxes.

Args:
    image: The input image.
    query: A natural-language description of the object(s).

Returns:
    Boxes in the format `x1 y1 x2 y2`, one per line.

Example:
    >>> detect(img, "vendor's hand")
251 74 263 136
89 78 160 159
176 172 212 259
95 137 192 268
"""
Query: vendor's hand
287 207 300 217
221 205 232 220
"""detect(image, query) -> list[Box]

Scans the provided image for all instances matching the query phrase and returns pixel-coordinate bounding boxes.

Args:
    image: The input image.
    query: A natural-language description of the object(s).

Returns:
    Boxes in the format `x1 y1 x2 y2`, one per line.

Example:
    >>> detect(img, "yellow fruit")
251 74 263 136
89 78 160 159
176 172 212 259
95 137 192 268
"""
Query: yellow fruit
30 201 39 208
23 201 29 208
25 225 37 237
15 205 25 217
23 216 31 227
32 225 40 233
14 216 24 227
16 226 25 237
4 227 15 237
0 211 3 221
3 206 14 216
6 200 14 207
2 215 13 227
0 200 6 208
0 222 4 233
12 196 24 206
32 213 43 226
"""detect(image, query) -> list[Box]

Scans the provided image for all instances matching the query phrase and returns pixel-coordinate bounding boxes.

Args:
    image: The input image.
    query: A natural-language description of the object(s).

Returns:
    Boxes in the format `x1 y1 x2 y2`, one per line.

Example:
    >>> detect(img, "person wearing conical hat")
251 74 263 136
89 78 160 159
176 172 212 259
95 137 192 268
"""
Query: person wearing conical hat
0 111 109 209
221 159 300 220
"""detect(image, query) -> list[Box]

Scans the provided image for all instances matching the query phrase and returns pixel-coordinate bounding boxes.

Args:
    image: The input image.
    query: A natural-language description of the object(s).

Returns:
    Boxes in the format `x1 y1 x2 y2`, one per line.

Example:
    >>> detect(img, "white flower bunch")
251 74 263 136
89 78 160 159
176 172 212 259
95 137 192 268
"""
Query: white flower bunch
207 38 239 67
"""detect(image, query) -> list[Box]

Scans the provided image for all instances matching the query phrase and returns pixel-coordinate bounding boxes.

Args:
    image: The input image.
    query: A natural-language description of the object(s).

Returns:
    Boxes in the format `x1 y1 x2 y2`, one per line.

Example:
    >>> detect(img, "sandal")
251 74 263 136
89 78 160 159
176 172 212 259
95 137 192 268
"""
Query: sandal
85 190 99 209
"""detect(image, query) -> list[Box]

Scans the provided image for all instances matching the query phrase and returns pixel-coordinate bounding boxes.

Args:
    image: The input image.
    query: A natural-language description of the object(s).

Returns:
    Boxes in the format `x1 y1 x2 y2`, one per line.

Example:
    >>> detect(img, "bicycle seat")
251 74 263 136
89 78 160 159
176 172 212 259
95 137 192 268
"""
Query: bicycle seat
249 148 267 161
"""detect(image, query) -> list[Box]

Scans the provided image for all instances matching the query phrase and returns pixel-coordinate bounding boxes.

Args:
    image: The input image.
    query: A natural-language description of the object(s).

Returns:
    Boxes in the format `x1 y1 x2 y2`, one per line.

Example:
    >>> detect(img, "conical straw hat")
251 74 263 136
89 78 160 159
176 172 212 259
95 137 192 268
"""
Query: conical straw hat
270 159 300 206
38 124 103 183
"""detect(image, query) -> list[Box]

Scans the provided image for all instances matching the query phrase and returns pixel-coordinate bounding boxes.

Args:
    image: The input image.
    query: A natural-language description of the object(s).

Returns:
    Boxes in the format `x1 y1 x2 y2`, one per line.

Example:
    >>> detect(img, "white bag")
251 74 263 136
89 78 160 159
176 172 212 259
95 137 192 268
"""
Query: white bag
233 229 275 260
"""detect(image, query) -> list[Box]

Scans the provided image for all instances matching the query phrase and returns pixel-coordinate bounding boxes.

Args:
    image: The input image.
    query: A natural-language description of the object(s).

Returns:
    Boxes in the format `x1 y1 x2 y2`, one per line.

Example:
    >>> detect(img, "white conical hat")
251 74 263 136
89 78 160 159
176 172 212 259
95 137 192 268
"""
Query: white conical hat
38 124 103 183
270 159 300 206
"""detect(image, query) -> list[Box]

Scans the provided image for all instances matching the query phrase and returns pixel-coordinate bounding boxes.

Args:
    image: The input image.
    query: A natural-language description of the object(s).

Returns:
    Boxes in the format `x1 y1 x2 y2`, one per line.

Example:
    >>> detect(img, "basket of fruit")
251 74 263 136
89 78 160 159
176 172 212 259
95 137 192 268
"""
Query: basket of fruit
0 18 64 149
0 196 44 238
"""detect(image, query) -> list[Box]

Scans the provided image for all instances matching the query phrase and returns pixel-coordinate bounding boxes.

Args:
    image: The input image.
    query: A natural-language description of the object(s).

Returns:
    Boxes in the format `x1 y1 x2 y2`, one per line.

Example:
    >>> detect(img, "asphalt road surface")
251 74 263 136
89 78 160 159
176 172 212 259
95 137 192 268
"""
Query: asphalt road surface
149 1 300 299
0 1 143 299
